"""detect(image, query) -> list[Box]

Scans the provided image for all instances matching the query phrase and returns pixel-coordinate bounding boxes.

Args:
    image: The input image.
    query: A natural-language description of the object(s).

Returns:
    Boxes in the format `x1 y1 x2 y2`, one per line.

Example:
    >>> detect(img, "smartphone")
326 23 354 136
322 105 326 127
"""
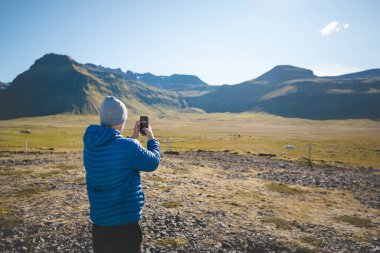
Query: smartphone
140 116 149 135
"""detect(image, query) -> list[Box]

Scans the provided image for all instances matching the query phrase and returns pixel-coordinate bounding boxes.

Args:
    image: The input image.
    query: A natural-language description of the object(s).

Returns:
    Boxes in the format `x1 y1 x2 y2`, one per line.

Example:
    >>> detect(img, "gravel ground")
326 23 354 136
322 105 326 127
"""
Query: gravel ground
0 151 379 253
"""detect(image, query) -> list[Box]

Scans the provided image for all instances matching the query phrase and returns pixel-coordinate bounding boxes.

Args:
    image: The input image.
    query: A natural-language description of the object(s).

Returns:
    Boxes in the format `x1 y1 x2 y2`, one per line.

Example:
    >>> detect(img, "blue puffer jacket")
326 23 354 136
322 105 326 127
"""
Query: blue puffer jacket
83 125 160 226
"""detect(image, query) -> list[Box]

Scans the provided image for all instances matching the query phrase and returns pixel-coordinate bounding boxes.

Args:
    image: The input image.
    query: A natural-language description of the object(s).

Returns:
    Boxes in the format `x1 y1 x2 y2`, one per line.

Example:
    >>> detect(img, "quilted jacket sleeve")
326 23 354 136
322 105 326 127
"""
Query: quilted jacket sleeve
128 139 161 172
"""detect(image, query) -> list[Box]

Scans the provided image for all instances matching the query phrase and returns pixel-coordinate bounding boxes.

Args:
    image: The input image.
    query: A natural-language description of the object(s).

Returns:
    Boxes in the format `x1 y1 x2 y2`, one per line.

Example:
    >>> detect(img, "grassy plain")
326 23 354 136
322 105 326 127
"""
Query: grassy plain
0 113 379 251
0 112 379 168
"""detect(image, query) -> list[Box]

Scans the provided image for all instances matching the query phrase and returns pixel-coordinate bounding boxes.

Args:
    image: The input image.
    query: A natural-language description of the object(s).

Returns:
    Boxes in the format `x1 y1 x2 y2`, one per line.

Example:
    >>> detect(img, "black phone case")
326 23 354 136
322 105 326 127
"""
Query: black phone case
140 116 148 135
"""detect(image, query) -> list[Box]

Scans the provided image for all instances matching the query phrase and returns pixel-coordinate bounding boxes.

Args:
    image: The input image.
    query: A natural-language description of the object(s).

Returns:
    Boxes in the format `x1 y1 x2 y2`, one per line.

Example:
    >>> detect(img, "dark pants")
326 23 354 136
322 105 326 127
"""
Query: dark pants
92 222 142 253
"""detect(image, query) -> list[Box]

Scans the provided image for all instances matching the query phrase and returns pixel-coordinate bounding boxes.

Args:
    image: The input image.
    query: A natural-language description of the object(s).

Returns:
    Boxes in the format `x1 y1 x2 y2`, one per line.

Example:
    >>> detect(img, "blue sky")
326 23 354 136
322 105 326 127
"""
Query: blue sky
0 0 379 85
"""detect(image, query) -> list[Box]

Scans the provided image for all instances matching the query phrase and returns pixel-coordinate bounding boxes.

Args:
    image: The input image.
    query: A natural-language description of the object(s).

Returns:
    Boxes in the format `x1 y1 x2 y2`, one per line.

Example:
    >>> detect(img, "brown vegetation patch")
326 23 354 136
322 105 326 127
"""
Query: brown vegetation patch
333 215 373 228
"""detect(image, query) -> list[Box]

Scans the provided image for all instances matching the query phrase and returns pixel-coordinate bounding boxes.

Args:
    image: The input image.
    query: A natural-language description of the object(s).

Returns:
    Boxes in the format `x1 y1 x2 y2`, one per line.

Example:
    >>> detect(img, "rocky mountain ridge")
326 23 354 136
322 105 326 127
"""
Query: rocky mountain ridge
1 53 379 120
186 66 380 119
0 54 184 119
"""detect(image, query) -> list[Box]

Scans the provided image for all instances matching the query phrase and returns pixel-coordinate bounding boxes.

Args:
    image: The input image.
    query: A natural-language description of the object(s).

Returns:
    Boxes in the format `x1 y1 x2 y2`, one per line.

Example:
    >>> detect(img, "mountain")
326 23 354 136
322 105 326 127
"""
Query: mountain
0 81 9 95
124 71 208 91
83 64 208 91
186 66 380 120
0 81 9 89
254 65 316 83
1 54 379 120
0 53 183 120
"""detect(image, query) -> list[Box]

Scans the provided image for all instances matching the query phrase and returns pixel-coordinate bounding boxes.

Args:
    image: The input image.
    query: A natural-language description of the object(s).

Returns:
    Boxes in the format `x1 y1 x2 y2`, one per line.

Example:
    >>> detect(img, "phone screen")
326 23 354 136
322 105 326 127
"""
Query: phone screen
140 116 148 135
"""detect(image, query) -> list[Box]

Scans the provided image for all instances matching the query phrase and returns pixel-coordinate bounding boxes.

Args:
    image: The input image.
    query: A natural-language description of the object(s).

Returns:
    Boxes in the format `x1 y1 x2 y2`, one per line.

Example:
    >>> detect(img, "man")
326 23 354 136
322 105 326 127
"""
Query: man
83 96 160 253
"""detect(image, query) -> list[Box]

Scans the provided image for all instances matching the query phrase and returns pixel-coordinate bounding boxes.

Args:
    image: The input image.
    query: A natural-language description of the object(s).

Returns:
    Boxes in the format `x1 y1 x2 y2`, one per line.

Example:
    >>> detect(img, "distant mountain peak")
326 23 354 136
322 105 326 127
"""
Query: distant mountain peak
31 53 75 69
84 63 125 76
124 71 208 91
0 81 9 90
255 65 316 83
0 53 185 119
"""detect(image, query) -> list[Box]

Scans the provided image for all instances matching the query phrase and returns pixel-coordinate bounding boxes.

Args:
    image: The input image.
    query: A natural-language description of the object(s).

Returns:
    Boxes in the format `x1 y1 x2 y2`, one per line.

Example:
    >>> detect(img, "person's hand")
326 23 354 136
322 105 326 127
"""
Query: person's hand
144 125 154 140
131 121 140 139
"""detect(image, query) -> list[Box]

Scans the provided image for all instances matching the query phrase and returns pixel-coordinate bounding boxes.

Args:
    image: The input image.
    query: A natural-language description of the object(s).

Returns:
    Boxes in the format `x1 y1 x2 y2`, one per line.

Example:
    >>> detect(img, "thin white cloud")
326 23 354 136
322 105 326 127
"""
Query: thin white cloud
321 21 339 36
320 21 349 36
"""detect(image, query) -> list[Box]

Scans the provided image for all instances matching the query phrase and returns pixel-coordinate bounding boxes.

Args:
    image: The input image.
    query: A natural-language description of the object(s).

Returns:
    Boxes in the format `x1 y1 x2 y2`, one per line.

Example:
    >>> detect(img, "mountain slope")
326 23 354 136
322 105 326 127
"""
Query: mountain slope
259 79 380 119
0 54 182 120
1 54 379 120
83 64 209 91
186 66 380 119
124 71 208 91
0 81 9 96
0 54 93 119
0 81 9 89
254 65 316 83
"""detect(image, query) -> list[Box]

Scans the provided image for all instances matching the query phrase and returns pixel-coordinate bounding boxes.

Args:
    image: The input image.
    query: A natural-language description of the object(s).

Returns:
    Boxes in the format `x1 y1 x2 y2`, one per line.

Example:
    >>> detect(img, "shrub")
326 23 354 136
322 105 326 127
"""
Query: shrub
162 201 183 208
265 182 304 195
0 170 32 176
156 237 187 247
144 175 164 182
300 235 323 247
55 164 77 171
75 176 86 185
333 215 372 228
16 187 44 197
263 217 297 229
36 170 61 179
0 217 23 229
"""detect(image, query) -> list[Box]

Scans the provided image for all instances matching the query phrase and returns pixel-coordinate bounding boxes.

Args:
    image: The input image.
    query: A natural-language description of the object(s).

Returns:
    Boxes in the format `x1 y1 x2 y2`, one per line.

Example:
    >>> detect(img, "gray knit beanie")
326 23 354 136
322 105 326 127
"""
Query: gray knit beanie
99 96 128 126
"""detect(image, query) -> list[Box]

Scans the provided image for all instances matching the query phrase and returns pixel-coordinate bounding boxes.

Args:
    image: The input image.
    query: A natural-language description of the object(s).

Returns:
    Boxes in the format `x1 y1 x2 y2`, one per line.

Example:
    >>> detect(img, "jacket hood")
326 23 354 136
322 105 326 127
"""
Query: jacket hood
83 125 122 148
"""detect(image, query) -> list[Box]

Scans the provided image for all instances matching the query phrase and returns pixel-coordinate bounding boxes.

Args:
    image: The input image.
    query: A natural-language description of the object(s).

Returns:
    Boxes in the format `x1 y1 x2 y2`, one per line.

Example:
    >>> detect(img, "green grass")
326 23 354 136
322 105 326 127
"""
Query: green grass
55 164 78 171
144 175 164 182
333 215 373 228
170 166 190 174
300 235 324 247
35 170 61 179
74 176 86 184
0 217 24 229
294 247 317 253
16 187 44 198
0 170 32 176
0 207 21 232
263 217 298 229
0 113 379 168
0 207 13 216
162 201 183 208
228 201 243 207
0 126 84 151
156 237 188 248
156 113 380 168
265 182 305 195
